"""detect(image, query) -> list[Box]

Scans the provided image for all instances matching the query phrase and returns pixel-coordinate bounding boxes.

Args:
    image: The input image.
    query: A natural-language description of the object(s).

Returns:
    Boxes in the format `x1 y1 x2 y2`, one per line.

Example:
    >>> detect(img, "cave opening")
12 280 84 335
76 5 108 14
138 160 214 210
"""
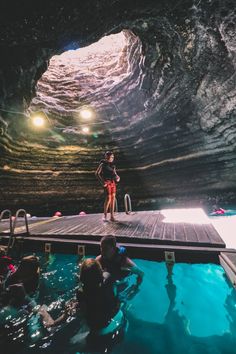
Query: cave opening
28 29 144 149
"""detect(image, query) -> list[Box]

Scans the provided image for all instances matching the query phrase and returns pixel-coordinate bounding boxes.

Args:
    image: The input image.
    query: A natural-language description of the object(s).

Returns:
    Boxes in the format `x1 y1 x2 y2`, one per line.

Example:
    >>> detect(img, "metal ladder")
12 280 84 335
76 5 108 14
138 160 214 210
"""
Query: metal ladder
124 194 132 214
0 208 29 254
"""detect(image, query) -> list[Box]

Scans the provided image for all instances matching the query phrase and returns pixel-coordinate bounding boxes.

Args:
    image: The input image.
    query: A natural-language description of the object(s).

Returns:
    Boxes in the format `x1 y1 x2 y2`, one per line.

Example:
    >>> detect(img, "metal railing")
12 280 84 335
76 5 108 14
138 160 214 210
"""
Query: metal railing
0 209 13 236
13 209 29 235
0 209 29 254
0 210 14 254
124 194 132 214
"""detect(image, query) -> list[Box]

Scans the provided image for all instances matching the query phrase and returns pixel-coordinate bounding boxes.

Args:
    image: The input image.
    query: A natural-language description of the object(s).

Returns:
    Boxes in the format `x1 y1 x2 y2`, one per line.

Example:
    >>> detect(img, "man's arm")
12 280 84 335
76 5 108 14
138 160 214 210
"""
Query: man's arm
39 300 78 328
121 257 144 285
95 163 105 186
95 255 102 264
114 167 120 182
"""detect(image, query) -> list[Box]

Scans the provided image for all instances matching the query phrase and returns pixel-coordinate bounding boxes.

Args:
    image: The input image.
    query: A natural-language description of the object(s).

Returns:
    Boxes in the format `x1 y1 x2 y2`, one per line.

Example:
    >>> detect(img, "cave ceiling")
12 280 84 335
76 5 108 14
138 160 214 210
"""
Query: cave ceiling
0 0 236 214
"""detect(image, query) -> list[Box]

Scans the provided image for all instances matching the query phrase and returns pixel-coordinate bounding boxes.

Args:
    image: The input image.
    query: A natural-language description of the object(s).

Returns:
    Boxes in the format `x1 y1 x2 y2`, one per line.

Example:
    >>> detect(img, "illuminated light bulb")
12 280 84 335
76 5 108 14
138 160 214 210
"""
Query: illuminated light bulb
32 116 45 127
80 108 93 119
82 126 90 133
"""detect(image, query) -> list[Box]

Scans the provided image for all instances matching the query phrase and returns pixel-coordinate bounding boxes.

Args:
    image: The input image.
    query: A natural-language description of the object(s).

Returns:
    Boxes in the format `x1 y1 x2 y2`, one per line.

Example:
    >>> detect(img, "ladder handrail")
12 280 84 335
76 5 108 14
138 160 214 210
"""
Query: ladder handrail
7 209 30 254
1 209 29 255
124 194 132 214
13 209 30 235
0 209 13 235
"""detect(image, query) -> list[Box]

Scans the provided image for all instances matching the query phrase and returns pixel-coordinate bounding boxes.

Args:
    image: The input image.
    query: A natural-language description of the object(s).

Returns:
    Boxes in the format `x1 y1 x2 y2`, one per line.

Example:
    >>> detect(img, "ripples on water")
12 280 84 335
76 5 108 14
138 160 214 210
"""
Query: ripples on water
1 254 236 354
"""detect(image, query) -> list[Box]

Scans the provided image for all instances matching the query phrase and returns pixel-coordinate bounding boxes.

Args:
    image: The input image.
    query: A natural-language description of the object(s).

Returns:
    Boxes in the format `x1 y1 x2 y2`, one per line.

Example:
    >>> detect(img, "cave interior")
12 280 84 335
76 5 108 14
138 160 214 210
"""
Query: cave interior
0 0 236 216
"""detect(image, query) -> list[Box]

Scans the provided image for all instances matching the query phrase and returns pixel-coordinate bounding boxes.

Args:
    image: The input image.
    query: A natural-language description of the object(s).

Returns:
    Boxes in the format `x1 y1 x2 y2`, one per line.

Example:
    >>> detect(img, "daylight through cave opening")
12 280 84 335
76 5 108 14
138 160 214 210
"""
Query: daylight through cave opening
29 29 144 147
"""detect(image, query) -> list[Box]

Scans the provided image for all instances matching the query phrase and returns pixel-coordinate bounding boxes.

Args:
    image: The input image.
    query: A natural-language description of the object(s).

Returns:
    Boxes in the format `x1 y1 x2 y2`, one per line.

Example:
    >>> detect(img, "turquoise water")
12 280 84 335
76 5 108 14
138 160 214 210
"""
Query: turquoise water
2 254 236 354
113 261 236 354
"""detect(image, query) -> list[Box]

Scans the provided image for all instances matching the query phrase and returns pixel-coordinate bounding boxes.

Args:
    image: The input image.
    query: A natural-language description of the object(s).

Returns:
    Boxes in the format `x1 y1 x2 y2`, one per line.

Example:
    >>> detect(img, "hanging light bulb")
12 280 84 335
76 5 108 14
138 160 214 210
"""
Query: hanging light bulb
82 126 90 133
32 115 45 127
80 108 93 119
29 111 50 130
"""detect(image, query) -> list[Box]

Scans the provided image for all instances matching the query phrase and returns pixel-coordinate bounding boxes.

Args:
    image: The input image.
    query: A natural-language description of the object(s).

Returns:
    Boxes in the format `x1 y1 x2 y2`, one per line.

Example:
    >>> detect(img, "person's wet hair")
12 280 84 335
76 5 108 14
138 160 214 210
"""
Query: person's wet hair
18 255 40 275
5 255 40 294
104 151 114 159
8 283 27 307
101 235 116 249
80 258 103 289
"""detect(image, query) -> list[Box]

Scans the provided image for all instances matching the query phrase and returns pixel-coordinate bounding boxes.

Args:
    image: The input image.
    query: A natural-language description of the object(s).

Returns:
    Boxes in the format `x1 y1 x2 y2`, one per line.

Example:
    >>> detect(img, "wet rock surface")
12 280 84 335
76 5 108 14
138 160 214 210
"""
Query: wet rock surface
0 0 235 215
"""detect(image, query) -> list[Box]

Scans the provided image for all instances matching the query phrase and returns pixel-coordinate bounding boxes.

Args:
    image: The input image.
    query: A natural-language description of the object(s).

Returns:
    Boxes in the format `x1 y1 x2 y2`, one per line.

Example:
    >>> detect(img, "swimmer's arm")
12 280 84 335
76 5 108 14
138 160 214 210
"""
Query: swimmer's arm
40 313 67 328
51 313 68 327
39 300 78 328
121 257 144 285
38 306 59 328
95 255 102 264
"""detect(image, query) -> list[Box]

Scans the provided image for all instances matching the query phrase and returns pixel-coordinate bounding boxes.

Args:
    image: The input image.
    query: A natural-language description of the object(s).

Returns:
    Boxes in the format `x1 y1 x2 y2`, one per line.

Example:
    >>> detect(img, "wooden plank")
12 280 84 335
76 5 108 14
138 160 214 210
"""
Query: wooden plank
192 224 210 243
0 210 225 248
184 223 199 243
204 224 225 245
152 217 165 240
142 213 160 238
174 223 187 242
129 213 150 238
150 212 163 239
162 223 175 241
0 218 49 233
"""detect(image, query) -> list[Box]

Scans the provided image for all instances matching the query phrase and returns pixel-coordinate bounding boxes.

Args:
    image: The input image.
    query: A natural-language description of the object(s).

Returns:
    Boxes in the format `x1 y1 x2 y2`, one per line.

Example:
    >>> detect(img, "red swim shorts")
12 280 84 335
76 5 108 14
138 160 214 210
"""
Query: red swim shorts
104 180 116 195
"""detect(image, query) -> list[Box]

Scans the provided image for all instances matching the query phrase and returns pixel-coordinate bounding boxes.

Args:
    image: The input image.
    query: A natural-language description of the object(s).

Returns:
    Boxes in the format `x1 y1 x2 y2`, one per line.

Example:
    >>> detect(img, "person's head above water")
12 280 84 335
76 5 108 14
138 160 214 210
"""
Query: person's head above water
104 151 114 163
100 235 117 260
80 258 103 289
17 255 40 277
7 283 28 307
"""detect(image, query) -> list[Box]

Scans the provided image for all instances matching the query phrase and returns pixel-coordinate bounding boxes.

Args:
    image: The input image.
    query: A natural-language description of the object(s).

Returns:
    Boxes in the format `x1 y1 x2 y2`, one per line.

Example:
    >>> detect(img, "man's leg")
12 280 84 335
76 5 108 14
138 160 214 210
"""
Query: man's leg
104 192 111 221
110 192 116 221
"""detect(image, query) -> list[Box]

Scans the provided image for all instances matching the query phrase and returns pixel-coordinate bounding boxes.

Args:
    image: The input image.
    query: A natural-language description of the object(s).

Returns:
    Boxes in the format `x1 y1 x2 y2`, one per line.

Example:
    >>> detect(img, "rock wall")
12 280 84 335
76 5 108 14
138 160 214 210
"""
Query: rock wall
0 0 236 215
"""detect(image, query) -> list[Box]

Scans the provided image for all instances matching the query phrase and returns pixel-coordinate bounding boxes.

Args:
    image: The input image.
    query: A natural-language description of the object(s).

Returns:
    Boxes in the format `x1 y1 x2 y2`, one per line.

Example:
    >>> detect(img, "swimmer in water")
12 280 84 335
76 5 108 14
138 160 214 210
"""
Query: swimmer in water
40 258 120 330
96 235 144 285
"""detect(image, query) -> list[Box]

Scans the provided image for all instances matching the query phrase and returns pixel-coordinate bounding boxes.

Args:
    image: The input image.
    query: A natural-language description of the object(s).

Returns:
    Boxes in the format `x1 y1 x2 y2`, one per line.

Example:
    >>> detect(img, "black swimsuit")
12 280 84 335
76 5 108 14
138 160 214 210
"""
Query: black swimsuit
99 160 116 181
100 247 128 280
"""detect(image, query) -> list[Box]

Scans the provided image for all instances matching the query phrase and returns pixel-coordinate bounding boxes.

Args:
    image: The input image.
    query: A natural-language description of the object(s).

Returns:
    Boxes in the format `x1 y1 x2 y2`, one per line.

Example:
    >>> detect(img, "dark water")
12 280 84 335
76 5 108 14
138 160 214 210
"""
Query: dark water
1 254 236 354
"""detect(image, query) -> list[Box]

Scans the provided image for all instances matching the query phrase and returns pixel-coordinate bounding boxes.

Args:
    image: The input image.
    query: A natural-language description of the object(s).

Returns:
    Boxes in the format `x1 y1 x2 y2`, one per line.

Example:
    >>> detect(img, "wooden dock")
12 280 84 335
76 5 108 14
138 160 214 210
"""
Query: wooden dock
220 252 236 287
0 209 225 248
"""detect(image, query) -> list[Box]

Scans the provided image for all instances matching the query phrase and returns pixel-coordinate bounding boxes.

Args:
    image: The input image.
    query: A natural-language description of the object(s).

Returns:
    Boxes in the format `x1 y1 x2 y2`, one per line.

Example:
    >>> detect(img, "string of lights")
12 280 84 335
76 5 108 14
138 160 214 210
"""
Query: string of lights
0 106 110 135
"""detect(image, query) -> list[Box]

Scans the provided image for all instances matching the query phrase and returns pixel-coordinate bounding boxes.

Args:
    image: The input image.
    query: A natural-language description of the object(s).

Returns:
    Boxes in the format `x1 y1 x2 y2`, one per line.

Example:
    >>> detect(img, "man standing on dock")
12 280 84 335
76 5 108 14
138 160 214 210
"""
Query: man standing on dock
95 151 120 222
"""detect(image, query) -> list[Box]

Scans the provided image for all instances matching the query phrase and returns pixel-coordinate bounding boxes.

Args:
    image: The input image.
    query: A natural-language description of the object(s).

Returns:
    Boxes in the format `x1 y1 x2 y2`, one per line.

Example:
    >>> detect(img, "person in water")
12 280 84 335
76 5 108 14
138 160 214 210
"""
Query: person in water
5 255 40 295
212 207 225 215
77 258 120 329
95 151 120 222
0 283 37 352
96 235 144 284
40 258 120 330
0 247 15 278
39 258 125 352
